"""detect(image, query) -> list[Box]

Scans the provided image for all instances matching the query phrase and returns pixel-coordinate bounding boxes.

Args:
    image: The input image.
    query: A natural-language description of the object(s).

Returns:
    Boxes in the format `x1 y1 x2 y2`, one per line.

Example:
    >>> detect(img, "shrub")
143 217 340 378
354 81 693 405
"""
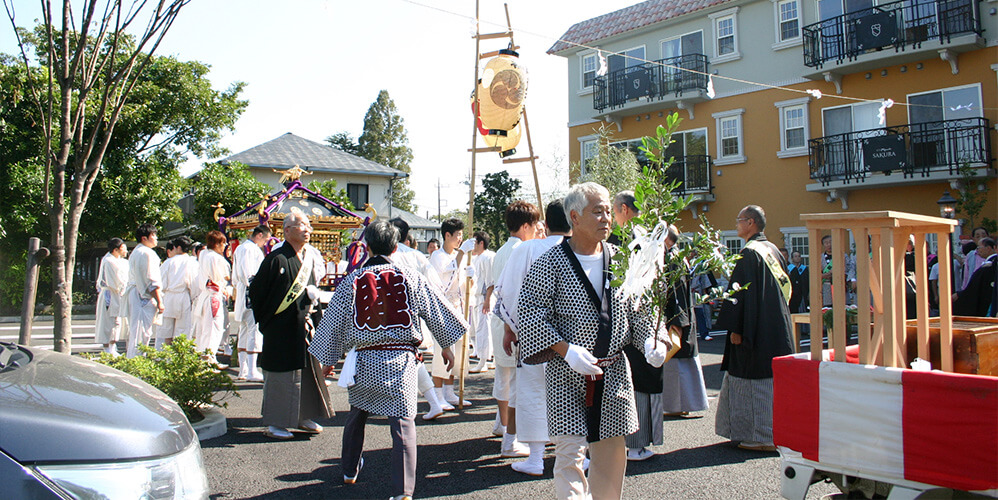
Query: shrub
85 335 238 422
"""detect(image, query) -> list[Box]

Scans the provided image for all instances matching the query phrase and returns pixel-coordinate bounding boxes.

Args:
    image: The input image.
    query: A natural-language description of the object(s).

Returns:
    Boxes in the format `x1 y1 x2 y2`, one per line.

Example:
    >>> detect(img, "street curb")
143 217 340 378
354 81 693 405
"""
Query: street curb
192 408 227 441
0 314 97 324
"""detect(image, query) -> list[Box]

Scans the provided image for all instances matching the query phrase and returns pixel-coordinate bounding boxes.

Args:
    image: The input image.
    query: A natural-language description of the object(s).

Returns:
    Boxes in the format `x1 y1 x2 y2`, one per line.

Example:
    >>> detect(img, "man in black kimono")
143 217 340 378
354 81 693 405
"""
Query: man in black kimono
715 205 793 452
249 210 331 439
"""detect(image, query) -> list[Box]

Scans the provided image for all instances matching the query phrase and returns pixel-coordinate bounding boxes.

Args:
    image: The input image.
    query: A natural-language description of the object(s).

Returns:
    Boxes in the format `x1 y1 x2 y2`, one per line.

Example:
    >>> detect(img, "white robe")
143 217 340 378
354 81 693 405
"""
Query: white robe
95 253 128 344
487 237 522 368
428 248 471 378
232 240 265 351
495 236 563 443
126 245 162 357
157 254 199 340
192 250 230 354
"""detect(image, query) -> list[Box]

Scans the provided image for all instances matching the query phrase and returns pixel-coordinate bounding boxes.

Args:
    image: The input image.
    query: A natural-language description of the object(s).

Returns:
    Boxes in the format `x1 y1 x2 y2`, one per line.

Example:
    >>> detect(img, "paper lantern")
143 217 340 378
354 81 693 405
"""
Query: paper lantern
483 121 521 158
478 49 527 131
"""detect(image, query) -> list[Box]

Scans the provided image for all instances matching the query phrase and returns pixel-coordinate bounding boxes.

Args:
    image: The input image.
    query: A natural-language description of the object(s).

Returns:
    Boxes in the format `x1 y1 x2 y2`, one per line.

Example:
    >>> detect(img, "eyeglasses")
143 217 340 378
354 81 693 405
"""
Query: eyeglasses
735 217 751 224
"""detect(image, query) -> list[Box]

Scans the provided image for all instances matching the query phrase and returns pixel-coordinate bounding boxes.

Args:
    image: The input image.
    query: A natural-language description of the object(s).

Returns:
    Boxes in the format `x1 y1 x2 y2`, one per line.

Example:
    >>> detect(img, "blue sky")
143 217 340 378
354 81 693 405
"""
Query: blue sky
1 0 639 218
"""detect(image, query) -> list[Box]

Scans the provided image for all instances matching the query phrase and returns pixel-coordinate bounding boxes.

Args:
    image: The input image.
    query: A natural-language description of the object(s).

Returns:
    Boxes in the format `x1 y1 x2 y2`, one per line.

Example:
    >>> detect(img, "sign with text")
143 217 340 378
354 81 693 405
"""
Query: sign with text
863 134 907 173
855 11 898 51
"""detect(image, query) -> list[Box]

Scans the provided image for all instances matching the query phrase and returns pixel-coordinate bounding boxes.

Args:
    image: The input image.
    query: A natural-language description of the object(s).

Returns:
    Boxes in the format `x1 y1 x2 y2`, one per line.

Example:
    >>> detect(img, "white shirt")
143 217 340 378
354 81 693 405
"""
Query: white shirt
494 236 563 331
128 244 162 299
574 252 604 301
393 243 443 290
429 248 466 303
198 249 230 291
473 249 496 299
232 239 265 288
160 254 199 317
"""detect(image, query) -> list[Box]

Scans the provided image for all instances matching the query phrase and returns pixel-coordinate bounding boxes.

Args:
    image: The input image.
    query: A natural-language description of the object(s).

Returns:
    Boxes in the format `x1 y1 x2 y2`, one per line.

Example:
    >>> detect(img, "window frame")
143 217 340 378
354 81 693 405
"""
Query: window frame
579 51 598 94
780 227 810 260
347 183 369 210
775 96 811 158
905 83 984 122
659 30 705 59
709 7 741 64
712 108 746 165
579 136 598 177
772 0 803 50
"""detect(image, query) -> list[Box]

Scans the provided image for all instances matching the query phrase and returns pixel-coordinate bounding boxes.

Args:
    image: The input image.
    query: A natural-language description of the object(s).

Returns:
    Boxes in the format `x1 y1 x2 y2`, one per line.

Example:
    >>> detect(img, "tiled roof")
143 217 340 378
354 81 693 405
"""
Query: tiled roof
548 0 734 55
223 133 408 178
389 206 440 229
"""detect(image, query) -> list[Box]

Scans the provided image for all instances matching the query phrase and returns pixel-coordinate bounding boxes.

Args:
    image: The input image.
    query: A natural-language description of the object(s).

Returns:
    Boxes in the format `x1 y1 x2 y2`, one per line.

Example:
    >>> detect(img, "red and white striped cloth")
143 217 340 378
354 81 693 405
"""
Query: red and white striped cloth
773 351 998 494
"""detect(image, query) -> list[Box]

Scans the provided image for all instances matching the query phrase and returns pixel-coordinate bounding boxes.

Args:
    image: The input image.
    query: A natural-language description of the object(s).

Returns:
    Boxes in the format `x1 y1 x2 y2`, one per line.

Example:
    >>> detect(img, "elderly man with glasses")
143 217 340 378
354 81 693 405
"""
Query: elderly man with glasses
714 205 794 452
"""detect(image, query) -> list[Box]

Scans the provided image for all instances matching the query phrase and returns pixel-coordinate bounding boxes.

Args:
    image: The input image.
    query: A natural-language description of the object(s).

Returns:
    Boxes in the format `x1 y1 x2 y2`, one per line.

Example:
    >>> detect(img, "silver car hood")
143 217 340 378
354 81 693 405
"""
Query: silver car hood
0 346 196 463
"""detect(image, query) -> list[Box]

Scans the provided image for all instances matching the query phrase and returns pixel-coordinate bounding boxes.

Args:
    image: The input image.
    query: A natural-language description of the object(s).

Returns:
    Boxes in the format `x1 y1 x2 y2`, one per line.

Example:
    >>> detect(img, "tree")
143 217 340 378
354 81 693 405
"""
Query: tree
185 162 271 237
4 0 204 352
357 90 416 212
473 171 522 250
577 123 642 197
306 179 354 211
325 131 361 156
1 38 246 319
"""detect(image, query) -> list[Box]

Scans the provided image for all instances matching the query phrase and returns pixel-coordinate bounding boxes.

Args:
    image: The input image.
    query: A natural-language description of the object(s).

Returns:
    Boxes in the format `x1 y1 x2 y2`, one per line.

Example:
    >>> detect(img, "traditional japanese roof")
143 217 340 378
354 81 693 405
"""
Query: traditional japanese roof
222 132 408 178
547 0 735 55
389 206 440 230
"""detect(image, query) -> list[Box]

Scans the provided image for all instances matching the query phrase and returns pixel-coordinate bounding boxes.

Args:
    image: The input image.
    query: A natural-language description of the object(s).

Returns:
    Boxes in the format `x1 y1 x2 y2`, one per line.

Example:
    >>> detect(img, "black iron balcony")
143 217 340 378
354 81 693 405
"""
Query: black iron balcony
593 54 709 112
802 0 982 68
809 117 992 185
664 155 713 195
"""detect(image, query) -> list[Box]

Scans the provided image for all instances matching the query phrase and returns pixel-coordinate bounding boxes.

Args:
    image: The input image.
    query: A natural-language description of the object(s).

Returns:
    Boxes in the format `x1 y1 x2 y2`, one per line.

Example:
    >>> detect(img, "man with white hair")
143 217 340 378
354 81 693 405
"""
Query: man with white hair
249 210 331 439
518 182 671 499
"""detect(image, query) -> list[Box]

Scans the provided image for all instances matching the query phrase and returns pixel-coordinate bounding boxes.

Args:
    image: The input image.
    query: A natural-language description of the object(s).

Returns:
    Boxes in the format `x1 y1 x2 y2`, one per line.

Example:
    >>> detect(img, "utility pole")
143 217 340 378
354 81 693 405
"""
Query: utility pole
435 178 444 221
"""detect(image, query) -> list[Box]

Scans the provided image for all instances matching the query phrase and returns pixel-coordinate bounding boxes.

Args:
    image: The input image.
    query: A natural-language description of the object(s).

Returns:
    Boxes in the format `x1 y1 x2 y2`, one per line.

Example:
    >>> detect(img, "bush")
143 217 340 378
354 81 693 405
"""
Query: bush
85 335 238 422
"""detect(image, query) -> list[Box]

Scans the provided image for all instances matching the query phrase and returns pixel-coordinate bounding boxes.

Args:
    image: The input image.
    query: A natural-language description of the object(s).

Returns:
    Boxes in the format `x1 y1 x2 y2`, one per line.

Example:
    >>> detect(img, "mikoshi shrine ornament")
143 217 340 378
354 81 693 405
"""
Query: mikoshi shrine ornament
215 165 374 286
477 48 527 131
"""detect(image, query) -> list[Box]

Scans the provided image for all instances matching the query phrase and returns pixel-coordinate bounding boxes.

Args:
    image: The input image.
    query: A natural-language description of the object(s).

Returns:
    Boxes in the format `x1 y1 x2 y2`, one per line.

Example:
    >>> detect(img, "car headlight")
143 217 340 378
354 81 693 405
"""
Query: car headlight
33 439 209 500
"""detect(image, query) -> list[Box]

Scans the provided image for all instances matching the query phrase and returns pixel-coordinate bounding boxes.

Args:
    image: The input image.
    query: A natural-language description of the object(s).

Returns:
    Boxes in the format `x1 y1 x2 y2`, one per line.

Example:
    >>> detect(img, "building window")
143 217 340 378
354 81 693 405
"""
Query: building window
721 232 743 255
661 30 704 59
781 227 810 260
713 108 745 165
581 53 597 89
347 183 369 210
778 0 800 42
607 46 646 74
580 138 597 176
775 97 811 158
709 7 740 63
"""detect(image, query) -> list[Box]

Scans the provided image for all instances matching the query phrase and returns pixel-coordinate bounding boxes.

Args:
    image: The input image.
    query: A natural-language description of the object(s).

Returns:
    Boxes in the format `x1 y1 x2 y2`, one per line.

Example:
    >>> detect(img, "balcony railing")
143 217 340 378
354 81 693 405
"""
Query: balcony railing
593 54 709 112
802 0 982 68
664 155 713 195
809 117 992 185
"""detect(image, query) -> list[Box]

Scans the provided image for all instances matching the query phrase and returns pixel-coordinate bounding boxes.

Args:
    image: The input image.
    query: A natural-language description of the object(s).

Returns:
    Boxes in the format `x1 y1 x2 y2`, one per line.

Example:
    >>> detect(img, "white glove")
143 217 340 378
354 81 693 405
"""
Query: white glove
564 344 603 376
643 336 670 368
464 266 476 279
459 238 476 253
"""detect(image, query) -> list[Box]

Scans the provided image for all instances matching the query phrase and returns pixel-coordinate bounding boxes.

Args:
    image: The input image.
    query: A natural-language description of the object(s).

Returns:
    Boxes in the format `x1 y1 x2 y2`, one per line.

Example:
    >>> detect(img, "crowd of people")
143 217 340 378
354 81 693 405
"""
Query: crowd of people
93 185 995 500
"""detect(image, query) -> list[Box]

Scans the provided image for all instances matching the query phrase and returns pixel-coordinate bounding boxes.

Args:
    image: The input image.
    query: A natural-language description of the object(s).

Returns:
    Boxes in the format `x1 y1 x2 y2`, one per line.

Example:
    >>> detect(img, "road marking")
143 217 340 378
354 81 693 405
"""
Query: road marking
0 325 95 331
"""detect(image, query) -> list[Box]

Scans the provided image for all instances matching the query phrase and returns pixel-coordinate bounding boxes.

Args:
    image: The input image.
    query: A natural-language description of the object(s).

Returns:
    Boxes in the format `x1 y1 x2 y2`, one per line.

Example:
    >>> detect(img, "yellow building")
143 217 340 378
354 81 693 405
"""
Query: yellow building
551 0 997 254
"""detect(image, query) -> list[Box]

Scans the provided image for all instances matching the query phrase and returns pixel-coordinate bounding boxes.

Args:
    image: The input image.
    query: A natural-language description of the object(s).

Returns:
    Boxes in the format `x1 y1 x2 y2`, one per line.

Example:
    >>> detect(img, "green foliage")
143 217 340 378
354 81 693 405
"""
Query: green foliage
609 113 742 330
85 335 238 422
326 131 361 156
186 162 271 235
982 218 997 235
578 123 642 197
473 172 523 249
955 162 991 230
306 179 354 211
0 252 27 314
358 90 415 212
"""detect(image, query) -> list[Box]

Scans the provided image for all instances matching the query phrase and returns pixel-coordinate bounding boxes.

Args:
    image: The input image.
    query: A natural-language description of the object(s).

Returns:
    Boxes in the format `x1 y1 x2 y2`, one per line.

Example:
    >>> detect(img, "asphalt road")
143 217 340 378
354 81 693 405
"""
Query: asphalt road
4 317 838 499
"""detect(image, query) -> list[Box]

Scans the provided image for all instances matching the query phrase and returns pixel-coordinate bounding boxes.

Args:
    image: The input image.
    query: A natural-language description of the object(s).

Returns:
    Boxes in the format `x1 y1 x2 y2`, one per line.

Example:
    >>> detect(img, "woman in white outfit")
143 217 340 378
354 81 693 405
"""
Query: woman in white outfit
95 238 128 355
193 230 232 366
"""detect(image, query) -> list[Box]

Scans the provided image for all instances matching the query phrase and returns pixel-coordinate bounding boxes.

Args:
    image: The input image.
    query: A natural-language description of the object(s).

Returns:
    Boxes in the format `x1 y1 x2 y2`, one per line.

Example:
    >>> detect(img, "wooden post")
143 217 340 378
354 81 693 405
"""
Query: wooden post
937 230 954 372
831 228 848 363
881 229 900 368
855 227 871 365
19 237 50 346
460 0 481 410
914 232 930 362
808 228 823 360
520 107 544 215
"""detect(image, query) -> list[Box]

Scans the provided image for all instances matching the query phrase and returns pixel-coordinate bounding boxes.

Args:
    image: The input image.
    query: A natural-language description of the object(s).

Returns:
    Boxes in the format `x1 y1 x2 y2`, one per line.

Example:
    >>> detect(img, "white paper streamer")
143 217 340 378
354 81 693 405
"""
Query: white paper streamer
620 222 669 299
877 98 895 125
597 50 607 76
806 89 823 99
706 75 716 99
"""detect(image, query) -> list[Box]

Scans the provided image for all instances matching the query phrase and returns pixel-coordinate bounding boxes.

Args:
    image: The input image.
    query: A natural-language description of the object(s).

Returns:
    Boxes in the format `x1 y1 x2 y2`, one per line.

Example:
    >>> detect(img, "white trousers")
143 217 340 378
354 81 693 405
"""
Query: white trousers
514 362 549 443
126 289 157 358
236 309 263 352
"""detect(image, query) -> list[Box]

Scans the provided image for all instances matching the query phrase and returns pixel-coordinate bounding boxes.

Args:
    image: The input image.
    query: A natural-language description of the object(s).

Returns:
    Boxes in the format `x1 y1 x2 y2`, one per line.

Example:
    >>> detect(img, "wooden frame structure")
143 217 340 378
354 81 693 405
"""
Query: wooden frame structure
801 211 958 370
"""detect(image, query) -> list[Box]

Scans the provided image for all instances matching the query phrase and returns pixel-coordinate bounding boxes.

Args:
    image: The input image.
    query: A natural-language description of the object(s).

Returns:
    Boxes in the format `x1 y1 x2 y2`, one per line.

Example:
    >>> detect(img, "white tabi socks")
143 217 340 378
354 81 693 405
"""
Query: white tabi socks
501 432 529 457
236 351 249 380
443 383 471 407
422 386 447 420
246 353 263 382
511 442 545 476
492 411 506 437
